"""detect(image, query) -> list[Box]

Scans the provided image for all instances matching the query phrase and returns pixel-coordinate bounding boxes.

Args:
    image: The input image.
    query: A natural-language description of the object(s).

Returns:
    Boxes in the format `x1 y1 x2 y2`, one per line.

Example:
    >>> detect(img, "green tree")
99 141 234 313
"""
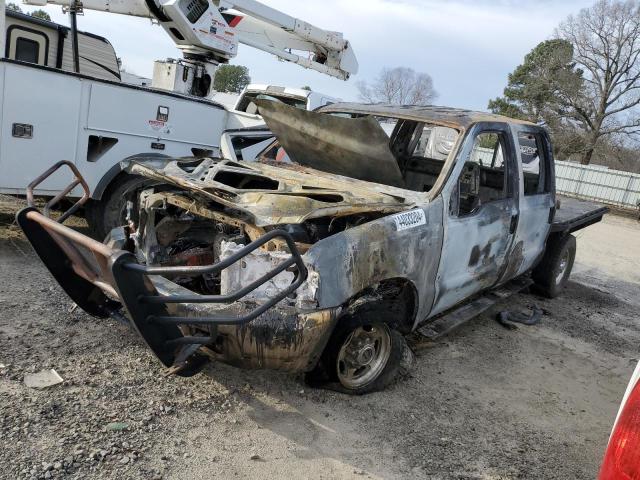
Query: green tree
301 85 312 91
6 3 23 12
213 65 250 93
489 39 586 159
489 39 583 125
30 9 52 21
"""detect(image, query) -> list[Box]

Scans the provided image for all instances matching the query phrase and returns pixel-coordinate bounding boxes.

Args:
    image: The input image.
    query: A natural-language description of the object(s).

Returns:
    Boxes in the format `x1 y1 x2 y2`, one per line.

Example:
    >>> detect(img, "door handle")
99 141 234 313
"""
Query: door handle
509 214 519 234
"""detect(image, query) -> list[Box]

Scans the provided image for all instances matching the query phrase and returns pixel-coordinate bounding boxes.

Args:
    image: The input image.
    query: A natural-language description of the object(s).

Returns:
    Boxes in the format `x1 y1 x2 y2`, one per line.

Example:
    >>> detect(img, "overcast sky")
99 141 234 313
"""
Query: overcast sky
21 0 597 111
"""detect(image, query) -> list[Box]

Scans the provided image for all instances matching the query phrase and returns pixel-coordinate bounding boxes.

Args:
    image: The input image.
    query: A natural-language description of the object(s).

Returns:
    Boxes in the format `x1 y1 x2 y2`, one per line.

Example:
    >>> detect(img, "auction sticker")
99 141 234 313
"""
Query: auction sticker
392 209 427 231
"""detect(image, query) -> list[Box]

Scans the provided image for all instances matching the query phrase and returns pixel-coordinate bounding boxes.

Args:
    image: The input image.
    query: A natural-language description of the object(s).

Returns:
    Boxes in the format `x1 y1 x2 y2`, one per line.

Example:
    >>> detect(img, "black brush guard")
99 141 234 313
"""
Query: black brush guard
17 161 308 375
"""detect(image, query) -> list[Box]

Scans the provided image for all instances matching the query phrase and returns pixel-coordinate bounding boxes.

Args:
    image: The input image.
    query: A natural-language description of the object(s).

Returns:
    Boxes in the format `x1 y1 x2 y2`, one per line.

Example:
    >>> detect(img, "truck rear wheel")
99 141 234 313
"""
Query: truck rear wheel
532 234 576 299
322 316 411 394
86 174 153 240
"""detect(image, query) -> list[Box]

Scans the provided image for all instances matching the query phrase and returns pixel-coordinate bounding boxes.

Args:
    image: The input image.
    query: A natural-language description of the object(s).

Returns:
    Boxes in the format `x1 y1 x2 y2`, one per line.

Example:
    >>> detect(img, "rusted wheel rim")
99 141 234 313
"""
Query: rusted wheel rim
556 250 570 285
337 324 391 389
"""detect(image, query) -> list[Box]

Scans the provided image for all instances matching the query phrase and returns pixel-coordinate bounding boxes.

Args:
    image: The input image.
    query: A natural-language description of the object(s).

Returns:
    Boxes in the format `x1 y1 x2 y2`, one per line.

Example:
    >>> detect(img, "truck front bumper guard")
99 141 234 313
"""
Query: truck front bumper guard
17 161 309 375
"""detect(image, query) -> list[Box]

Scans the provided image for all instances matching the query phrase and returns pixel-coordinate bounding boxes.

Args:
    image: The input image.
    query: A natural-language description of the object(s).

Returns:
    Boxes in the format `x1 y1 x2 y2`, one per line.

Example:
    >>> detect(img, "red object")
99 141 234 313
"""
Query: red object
227 15 243 27
275 147 287 162
600 381 640 479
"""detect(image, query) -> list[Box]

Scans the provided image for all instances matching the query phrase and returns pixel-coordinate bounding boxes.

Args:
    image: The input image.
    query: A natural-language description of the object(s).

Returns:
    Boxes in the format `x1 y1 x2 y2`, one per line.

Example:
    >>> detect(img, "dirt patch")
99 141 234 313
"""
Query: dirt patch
0 205 638 479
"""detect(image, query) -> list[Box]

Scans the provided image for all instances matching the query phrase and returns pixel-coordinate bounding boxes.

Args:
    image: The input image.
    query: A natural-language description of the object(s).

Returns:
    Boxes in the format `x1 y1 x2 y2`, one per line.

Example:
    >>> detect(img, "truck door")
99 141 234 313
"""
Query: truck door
430 123 519 316
499 126 554 280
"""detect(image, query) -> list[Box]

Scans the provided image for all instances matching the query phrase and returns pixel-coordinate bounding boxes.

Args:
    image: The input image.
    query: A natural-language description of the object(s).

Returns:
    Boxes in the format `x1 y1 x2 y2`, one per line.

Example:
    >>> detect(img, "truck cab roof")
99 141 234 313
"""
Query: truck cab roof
317 103 538 131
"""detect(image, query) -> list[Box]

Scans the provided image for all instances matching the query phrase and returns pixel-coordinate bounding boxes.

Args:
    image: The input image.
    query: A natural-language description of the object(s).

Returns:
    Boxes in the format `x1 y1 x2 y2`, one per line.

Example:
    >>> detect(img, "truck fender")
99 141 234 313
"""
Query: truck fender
340 278 419 335
91 153 170 200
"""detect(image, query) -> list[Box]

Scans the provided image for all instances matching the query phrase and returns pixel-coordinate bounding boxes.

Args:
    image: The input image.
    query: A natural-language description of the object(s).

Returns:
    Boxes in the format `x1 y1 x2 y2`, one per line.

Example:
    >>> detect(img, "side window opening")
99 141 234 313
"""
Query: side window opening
456 131 510 216
15 37 40 64
398 122 459 193
518 132 548 196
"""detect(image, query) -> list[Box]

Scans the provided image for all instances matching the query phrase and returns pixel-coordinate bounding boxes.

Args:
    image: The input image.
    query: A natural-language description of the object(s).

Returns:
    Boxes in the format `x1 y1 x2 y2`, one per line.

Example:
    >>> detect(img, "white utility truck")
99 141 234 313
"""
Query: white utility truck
234 84 340 114
216 83 342 164
0 0 357 237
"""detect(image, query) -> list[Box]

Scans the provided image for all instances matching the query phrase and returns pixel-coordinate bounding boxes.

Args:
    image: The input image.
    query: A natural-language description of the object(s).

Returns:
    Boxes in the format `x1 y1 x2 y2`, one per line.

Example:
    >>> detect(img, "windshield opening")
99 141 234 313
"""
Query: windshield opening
257 111 459 194
237 92 307 114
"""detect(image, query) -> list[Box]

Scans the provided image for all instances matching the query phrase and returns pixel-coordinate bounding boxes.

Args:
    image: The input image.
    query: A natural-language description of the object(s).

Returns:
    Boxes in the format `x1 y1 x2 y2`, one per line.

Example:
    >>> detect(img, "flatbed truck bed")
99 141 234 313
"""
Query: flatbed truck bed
552 196 609 234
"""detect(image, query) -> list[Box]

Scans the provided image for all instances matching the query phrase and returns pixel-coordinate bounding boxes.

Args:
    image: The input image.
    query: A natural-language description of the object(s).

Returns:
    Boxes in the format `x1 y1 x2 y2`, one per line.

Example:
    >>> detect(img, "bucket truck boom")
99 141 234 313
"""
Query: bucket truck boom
23 0 358 96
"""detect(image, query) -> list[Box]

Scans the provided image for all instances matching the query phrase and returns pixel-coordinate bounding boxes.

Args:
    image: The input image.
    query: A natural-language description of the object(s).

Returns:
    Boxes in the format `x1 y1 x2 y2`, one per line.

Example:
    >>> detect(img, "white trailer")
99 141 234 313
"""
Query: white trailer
4 9 120 80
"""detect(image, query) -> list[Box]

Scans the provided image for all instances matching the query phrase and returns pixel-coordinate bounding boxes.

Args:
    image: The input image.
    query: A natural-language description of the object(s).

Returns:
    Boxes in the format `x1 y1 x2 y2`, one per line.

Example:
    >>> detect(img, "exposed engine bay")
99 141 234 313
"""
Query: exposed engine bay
123 157 416 302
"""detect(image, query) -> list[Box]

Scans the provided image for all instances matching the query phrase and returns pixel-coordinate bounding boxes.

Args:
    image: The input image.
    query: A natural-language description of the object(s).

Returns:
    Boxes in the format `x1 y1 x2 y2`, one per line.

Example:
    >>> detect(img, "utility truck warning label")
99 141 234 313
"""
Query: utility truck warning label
392 209 427 231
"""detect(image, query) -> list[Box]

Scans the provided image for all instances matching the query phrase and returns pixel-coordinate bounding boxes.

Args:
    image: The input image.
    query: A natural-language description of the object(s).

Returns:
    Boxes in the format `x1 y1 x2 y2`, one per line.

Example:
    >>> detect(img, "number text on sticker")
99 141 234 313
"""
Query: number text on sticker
392 209 427 231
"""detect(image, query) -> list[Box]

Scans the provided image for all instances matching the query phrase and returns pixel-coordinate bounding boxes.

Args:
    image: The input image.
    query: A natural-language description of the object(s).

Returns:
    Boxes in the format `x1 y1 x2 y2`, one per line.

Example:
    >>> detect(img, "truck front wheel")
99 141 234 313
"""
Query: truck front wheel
322 317 411 394
532 234 577 299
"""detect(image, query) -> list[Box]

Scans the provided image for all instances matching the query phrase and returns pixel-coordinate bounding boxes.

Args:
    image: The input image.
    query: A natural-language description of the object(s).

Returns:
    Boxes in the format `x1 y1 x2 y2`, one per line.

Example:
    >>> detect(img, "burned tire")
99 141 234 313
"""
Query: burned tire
86 174 153 240
321 316 411 395
532 233 576 299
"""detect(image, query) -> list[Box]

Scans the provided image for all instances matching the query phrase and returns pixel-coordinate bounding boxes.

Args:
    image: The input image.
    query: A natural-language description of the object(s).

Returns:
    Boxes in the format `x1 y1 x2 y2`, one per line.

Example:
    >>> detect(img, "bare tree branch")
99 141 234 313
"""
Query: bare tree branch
556 0 640 164
356 67 438 105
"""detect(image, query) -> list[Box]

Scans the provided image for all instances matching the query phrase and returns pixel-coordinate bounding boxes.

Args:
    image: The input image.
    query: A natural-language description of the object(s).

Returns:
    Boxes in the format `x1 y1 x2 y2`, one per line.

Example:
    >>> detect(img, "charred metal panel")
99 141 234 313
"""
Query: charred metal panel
507 193 551 278
152 276 337 372
505 124 554 278
317 103 538 130
126 159 417 227
430 122 520 316
219 241 319 310
432 199 516 316
255 99 406 188
303 198 444 328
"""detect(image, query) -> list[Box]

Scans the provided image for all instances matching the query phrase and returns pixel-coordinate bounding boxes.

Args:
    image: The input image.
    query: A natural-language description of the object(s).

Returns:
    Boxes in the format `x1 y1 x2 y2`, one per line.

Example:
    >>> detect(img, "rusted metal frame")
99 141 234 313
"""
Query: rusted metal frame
150 276 303 325
24 207 308 328
142 191 312 253
141 257 296 304
26 211 120 297
33 217 120 298
48 229 102 280
16 207 120 320
44 179 80 219
160 192 266 241
25 210 113 257
125 228 303 276
26 160 91 223
126 229 308 326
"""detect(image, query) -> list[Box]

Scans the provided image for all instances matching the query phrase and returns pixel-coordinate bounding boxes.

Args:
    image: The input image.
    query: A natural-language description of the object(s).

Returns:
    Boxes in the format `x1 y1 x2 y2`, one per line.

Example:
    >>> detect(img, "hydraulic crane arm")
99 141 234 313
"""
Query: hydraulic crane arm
23 0 358 81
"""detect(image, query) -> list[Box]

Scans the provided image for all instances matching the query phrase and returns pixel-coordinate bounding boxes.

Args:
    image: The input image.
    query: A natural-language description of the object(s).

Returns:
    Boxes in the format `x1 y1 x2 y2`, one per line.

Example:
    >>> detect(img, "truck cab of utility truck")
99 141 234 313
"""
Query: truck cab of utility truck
234 84 340 115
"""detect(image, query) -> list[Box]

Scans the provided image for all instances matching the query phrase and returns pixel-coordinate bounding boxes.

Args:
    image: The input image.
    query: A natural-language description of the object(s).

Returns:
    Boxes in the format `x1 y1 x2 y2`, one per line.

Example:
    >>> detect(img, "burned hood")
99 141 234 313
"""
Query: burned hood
125 158 418 227
255 99 405 188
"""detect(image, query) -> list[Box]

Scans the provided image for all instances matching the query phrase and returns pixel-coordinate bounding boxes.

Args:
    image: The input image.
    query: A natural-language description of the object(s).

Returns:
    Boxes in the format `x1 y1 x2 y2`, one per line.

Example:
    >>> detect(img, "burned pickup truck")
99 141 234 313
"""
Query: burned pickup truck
18 101 607 394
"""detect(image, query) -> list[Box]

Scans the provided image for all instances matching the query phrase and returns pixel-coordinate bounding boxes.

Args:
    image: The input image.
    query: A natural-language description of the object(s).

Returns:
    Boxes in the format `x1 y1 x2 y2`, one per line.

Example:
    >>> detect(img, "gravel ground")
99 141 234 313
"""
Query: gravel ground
1 195 639 480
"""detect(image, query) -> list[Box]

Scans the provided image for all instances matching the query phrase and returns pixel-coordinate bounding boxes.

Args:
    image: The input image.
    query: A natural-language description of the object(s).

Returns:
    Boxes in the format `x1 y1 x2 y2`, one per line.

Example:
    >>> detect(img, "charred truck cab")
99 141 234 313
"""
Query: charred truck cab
18 101 607 394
